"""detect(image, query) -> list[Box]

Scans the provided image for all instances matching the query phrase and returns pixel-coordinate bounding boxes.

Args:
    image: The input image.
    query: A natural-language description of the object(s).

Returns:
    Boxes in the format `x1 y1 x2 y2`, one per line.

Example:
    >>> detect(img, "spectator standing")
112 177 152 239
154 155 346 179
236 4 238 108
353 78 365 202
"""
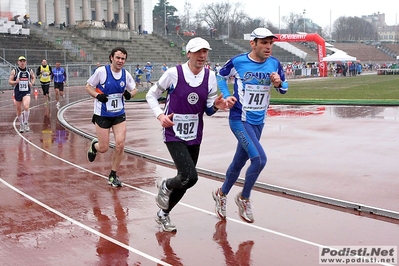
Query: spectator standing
357 62 362 75
213 28 217 38
175 25 180 36
165 24 169 35
212 28 289 223
134 64 144 87
36 59 52 103
93 62 101 74
214 63 222 74
161 63 168 73
138 24 142 35
144 62 154 86
349 62 356 76
9 56 36 133
111 19 117 29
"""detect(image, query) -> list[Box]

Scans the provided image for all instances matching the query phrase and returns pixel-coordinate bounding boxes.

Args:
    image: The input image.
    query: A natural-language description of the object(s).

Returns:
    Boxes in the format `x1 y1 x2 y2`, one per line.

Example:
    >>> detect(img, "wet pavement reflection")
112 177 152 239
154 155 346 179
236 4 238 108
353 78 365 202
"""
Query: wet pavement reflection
91 189 129 266
1 87 398 265
213 220 254 266
155 231 182 266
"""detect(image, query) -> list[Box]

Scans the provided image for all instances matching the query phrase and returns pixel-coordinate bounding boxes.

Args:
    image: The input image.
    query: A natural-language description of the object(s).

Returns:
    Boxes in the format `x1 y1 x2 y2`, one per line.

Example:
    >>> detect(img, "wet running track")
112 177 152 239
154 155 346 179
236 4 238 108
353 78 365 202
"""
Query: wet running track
0 87 398 266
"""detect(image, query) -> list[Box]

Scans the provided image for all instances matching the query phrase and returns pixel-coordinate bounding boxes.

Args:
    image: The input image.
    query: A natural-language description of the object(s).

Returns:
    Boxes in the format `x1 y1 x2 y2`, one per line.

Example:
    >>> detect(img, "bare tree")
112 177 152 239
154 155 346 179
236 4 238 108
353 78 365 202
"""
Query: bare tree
282 12 302 34
191 1 278 39
180 1 193 30
333 16 378 42
226 2 253 38
194 2 230 37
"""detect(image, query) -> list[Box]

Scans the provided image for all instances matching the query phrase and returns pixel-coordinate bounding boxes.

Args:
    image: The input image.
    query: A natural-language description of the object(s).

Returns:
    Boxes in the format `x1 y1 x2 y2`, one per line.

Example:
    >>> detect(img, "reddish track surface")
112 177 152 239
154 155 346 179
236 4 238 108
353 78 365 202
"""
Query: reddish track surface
1 87 398 266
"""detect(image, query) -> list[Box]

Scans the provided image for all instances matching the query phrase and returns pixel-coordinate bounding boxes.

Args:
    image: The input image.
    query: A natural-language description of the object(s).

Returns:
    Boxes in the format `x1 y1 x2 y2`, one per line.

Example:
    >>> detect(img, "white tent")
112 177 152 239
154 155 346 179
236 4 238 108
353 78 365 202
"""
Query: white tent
322 51 357 62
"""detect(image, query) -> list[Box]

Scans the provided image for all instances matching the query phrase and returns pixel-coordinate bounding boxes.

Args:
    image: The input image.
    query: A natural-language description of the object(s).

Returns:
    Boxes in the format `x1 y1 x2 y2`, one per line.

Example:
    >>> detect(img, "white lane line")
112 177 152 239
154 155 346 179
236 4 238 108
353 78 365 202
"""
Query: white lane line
8 120 170 266
10 121 393 266
0 177 171 266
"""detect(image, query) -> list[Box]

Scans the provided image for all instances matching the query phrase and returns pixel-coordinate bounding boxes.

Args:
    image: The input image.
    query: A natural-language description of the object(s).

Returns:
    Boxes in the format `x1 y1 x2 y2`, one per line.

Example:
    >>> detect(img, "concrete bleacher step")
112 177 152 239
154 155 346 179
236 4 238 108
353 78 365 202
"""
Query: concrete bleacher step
332 43 394 62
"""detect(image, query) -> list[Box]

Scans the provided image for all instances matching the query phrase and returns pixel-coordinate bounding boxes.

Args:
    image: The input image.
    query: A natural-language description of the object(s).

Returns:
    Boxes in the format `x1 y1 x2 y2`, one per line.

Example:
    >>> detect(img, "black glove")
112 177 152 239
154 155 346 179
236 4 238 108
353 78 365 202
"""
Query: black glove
96 94 108 103
123 90 131 100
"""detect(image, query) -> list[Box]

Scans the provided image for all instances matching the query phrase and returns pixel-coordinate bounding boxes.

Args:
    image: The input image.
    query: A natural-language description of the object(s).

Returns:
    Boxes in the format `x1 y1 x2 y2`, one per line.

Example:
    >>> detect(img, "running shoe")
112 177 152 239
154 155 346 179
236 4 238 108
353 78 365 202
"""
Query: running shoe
24 123 30 132
156 179 172 210
108 175 122 187
87 138 98 162
235 193 254 223
212 188 227 219
19 124 24 133
155 213 177 232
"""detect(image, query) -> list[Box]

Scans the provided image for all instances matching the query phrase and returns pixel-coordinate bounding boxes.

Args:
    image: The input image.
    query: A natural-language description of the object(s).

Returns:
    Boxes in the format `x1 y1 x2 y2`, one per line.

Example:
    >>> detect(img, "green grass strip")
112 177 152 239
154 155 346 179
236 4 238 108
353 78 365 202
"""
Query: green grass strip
132 73 399 106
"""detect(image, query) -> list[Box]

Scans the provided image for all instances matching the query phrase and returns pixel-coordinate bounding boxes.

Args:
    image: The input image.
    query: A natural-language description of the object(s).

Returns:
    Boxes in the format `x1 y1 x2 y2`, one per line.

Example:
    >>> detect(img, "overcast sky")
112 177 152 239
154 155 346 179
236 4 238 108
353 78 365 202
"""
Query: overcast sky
162 0 398 28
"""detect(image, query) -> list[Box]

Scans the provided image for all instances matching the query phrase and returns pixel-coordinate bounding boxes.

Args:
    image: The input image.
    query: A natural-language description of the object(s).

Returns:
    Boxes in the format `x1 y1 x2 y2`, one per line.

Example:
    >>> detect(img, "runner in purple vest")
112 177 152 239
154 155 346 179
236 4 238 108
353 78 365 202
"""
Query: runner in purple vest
146 37 230 232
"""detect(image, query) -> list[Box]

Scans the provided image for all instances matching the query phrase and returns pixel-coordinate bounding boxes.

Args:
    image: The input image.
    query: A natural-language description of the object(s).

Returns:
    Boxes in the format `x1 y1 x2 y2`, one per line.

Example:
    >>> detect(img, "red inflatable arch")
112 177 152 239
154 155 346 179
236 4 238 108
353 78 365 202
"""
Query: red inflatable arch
274 33 327 77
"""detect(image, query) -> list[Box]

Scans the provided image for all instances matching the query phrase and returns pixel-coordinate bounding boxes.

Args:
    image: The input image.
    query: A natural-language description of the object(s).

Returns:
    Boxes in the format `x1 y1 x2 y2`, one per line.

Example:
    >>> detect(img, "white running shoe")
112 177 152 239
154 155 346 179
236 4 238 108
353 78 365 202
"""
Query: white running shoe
235 193 254 223
212 188 227 219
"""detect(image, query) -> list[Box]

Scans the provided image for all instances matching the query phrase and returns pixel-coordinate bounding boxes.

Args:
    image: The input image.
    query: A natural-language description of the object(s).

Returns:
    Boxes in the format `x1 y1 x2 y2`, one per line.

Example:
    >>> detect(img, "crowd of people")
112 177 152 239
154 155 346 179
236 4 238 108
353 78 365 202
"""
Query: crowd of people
281 60 389 78
10 27 289 233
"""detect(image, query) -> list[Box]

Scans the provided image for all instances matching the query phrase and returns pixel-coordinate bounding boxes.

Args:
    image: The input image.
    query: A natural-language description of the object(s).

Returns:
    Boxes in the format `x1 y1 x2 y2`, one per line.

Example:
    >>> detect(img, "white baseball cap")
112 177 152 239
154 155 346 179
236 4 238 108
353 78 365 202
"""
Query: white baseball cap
249 28 277 41
186 37 212 53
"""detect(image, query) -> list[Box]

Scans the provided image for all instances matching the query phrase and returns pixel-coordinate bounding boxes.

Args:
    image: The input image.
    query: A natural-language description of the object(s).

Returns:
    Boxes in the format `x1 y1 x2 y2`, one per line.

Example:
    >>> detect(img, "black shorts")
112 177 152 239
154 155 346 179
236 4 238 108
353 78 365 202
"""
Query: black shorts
41 83 50 95
91 114 126 129
14 89 31 102
54 82 64 91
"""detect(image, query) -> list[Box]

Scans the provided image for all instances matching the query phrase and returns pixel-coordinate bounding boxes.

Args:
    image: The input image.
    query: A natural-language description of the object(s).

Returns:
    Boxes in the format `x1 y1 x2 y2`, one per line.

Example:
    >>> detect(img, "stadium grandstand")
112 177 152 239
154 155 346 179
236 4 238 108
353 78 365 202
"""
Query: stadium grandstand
1 0 399 89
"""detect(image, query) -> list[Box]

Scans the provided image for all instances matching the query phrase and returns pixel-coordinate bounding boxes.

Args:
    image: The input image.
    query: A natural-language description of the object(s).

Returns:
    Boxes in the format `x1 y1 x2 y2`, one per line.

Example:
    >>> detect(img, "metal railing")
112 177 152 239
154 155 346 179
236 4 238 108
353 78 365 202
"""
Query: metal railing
0 62 170 91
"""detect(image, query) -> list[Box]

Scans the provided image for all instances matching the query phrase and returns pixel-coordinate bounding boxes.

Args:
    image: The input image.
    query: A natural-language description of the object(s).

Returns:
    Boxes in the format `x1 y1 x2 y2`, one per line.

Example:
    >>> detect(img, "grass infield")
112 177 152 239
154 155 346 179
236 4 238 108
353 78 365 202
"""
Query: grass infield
270 74 399 105
133 73 399 106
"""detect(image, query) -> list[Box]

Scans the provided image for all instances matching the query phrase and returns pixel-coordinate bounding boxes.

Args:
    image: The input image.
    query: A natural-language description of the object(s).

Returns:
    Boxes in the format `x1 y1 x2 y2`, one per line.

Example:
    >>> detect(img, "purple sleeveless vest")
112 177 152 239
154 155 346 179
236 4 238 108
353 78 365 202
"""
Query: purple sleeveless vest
163 65 210 145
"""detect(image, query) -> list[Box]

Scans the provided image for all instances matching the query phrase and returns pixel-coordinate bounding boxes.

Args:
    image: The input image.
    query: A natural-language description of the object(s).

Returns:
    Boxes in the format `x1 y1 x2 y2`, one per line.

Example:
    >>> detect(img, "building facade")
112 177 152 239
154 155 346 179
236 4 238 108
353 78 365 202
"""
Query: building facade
0 0 153 34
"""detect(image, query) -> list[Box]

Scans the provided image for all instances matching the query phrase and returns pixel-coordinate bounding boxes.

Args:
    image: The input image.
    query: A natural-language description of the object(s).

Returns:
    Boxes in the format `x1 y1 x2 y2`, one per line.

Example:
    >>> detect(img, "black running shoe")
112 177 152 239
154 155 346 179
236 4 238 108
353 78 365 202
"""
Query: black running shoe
87 138 98 162
108 175 122 187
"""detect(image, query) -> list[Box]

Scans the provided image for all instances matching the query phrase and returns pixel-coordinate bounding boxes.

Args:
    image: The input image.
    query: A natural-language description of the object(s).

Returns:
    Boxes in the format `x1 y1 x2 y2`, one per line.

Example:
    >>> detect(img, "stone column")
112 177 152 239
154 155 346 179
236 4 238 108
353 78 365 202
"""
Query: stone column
82 0 89 21
38 0 46 24
107 0 113 22
95 0 102 21
54 0 61 24
129 0 135 30
118 0 124 23
69 0 76 25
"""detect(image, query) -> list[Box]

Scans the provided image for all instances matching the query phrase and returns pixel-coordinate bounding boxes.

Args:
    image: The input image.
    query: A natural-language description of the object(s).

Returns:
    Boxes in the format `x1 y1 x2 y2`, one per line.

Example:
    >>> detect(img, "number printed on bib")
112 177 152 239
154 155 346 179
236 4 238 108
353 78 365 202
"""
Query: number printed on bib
243 84 270 111
106 93 123 112
19 80 29 91
173 113 199 141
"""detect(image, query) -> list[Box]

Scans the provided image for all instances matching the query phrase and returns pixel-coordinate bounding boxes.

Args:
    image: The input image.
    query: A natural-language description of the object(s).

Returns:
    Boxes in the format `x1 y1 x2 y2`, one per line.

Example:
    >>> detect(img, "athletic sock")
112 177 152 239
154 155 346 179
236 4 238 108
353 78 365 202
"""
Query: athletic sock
23 110 30 124
91 141 97 153
158 209 168 217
